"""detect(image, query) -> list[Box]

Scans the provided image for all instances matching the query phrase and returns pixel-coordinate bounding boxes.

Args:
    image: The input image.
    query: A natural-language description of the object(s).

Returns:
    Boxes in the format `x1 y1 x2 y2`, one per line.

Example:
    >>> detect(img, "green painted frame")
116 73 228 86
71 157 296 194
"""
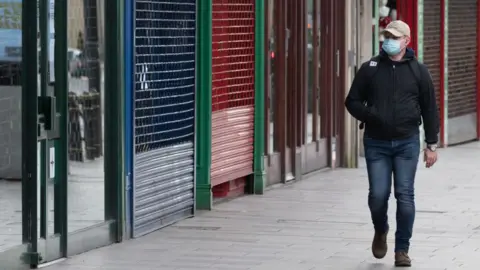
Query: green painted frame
417 0 425 148
65 0 125 258
0 0 124 267
195 0 213 210
253 0 266 194
373 0 379 55
104 0 125 243
416 0 424 62
442 0 449 145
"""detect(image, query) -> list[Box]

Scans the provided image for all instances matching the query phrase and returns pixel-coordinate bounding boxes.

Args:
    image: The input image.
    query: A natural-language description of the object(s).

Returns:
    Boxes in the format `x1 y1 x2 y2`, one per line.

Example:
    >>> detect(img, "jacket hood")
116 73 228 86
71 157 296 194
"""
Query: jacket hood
380 47 416 62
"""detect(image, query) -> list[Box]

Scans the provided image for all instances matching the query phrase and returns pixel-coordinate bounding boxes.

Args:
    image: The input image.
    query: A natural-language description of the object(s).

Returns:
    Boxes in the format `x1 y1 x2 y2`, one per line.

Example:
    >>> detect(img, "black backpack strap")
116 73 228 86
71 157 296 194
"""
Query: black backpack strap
359 56 381 130
370 55 381 62
365 55 381 81
407 60 422 86
407 60 425 126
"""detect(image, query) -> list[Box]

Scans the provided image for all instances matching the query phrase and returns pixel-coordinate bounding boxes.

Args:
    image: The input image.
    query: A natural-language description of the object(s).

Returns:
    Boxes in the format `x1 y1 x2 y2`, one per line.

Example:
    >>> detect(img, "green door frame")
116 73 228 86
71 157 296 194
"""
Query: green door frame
35 0 68 263
195 0 213 210
0 0 46 268
66 0 125 258
43 0 125 261
253 0 266 194
0 0 124 268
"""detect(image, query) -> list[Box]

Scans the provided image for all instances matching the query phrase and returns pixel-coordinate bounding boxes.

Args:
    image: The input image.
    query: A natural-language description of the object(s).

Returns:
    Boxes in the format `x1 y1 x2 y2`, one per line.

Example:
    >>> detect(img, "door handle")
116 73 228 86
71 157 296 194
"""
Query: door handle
336 50 340 77
37 96 60 141
285 28 290 56
317 29 321 48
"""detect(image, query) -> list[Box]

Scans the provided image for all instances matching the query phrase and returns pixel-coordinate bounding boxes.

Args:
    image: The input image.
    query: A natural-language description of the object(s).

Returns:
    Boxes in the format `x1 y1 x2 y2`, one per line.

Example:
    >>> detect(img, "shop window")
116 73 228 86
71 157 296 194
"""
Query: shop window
379 0 398 48
268 0 275 154
307 0 314 143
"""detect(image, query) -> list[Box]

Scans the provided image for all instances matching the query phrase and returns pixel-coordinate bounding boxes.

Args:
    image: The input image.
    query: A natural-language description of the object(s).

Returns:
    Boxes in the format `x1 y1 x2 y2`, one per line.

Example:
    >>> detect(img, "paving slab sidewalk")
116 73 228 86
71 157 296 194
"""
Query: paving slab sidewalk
44 142 480 270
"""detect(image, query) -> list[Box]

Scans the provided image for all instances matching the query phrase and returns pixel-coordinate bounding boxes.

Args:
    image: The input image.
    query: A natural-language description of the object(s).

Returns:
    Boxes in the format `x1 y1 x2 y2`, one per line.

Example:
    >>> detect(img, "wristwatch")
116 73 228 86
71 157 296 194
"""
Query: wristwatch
427 144 437 152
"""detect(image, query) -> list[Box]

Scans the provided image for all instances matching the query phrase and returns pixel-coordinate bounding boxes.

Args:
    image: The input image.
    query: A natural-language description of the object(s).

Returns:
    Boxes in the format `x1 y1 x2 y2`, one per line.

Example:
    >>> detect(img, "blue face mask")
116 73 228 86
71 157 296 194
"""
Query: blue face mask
382 38 402 55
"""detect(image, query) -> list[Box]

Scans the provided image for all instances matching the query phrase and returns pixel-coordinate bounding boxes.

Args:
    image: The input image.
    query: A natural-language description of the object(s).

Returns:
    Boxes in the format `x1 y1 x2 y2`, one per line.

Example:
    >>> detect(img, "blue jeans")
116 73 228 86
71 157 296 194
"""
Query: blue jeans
364 134 420 252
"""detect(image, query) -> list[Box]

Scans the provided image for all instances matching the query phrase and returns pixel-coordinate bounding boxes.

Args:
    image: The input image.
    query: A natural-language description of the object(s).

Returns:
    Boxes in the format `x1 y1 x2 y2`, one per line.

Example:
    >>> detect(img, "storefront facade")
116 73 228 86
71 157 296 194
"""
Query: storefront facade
16 0 480 267
264 0 359 186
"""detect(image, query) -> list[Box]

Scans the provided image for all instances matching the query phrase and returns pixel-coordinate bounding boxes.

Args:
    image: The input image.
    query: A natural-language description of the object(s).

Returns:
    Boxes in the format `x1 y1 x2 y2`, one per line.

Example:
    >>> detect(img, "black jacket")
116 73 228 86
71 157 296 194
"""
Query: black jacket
345 48 439 144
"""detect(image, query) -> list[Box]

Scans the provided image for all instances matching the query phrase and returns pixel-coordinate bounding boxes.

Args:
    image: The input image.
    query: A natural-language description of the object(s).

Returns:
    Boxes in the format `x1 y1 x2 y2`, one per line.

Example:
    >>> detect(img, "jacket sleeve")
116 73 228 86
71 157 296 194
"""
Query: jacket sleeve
344 63 384 125
418 64 440 144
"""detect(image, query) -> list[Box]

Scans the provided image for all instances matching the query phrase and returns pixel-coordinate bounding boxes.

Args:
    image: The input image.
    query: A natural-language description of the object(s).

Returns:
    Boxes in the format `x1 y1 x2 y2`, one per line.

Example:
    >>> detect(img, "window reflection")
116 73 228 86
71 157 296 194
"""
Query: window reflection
307 0 313 143
268 0 275 154
0 0 26 252
67 0 105 233
317 0 321 139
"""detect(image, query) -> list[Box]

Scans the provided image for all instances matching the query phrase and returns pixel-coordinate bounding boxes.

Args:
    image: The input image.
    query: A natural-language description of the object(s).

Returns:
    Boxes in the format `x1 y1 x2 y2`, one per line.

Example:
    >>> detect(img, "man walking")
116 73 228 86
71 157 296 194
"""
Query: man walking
345 20 439 267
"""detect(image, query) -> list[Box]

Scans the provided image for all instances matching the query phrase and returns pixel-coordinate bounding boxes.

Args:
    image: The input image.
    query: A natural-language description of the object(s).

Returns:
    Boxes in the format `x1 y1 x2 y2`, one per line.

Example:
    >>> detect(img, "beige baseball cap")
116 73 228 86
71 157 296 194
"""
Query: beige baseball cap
381 20 411 37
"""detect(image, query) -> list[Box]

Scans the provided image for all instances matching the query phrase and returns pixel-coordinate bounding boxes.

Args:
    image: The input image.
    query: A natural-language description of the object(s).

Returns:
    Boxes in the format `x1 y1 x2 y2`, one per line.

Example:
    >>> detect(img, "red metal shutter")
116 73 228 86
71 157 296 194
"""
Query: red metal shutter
448 0 477 118
211 0 255 187
423 0 441 109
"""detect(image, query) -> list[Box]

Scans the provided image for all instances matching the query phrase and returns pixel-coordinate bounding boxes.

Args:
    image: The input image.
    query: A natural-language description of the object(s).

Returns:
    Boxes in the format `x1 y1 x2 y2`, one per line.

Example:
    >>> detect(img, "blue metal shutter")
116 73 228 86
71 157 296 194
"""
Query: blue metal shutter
133 0 196 237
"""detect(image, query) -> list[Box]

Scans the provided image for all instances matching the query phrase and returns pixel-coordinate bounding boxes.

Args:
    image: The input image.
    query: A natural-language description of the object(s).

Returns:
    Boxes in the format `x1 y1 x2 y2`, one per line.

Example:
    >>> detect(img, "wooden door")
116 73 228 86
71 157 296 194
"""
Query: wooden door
269 0 294 183
265 0 284 185
319 0 346 168
303 0 329 174
285 0 298 181
333 0 346 167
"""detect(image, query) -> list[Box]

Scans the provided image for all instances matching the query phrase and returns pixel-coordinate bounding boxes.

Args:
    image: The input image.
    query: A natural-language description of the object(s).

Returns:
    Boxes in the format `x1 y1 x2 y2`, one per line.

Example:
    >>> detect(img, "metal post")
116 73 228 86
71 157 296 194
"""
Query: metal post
22 0 39 257
39 0 49 240
195 0 213 210
373 0 379 55
417 0 425 149
441 0 449 146
54 0 69 255
124 0 134 239
104 0 125 241
343 0 358 168
253 0 266 194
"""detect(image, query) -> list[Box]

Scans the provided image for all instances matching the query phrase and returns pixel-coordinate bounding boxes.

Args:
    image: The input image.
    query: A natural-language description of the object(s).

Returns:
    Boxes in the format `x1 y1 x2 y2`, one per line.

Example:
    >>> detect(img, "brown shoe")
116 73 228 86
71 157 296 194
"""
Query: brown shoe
395 252 412 267
371 230 388 259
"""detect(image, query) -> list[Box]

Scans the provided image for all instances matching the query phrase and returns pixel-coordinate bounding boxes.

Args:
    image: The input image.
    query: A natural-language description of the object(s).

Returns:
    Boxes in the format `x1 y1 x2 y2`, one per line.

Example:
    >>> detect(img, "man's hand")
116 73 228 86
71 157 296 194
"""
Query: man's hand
423 149 438 168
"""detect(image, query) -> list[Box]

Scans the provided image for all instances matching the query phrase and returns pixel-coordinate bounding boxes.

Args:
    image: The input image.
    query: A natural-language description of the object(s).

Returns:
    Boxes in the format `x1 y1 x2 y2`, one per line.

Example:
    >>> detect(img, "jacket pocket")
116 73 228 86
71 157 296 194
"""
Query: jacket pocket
393 103 420 129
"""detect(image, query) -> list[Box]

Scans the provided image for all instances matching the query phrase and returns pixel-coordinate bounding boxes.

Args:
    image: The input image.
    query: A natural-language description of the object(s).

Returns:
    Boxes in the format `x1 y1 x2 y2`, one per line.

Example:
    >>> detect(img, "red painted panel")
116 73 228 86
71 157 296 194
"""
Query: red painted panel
396 0 418 54
211 108 254 186
212 0 255 112
211 0 255 187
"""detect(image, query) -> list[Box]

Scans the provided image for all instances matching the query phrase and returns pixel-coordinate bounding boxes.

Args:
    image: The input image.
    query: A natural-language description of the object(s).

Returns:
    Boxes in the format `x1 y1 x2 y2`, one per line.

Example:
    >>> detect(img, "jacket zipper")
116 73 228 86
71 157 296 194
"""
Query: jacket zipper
392 64 396 137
